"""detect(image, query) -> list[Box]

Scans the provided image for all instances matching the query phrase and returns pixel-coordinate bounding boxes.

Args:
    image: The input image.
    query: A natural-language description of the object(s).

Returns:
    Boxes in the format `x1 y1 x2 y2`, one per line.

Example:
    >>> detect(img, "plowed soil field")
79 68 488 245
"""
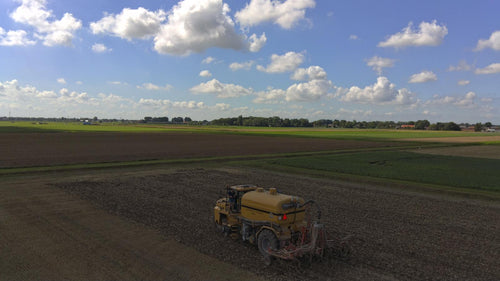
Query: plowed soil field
2 132 499 280
0 132 399 168
47 167 499 281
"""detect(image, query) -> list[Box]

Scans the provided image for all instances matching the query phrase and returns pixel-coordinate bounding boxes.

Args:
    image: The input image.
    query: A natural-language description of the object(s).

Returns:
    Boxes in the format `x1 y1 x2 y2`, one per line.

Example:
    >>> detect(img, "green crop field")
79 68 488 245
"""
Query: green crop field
0 121 170 133
1 121 497 141
248 151 500 192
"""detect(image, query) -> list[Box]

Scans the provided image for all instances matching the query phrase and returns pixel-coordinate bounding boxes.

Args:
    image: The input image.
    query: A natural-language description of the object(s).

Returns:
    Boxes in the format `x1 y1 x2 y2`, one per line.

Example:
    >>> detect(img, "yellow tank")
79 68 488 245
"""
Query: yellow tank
241 187 306 225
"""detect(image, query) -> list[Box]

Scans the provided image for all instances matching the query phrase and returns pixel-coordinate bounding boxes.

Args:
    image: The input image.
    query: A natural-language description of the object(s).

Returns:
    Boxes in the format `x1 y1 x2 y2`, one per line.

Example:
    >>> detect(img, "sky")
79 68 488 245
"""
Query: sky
0 0 499 123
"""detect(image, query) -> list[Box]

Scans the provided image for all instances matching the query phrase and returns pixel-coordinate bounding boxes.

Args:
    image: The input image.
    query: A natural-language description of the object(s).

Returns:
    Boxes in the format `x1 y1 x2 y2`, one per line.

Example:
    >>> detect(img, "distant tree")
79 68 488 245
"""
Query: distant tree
237 115 243 126
474 123 483 132
444 122 461 131
282 118 291 127
144 116 153 123
171 117 184 123
268 116 282 127
415 120 430 130
484 122 492 128
332 119 340 128
184 117 192 122
429 122 461 131
312 119 332 127
152 116 169 123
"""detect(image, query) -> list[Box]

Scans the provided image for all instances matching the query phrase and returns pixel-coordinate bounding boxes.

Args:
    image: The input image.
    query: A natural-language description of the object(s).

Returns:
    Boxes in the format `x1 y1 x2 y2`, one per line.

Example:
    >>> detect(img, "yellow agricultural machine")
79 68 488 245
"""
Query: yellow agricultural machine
214 184 350 264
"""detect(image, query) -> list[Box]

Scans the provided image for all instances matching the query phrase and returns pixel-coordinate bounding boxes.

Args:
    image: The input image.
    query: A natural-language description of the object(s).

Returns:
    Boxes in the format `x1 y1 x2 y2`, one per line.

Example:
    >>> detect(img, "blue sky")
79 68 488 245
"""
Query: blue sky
0 0 499 123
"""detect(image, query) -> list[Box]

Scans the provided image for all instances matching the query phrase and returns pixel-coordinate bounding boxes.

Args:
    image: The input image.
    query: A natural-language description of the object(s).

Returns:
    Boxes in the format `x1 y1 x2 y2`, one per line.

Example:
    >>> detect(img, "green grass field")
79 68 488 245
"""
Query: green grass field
248 151 500 192
1 121 497 141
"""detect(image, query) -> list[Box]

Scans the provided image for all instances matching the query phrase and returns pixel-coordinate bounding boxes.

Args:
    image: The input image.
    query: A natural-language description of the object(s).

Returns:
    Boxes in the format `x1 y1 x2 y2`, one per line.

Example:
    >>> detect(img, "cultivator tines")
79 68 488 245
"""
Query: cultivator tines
267 222 330 261
326 234 352 260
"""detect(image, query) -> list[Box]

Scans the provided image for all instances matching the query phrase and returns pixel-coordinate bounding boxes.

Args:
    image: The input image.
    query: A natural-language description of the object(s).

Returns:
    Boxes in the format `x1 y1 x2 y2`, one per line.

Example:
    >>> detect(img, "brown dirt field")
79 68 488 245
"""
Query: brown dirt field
38 167 500 281
413 145 500 159
0 174 264 281
0 132 399 168
403 135 500 143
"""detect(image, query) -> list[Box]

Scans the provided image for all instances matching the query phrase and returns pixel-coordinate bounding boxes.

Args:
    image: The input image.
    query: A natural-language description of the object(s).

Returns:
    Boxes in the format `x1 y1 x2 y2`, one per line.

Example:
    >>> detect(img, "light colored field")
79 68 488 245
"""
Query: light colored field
403 136 500 143
413 145 500 159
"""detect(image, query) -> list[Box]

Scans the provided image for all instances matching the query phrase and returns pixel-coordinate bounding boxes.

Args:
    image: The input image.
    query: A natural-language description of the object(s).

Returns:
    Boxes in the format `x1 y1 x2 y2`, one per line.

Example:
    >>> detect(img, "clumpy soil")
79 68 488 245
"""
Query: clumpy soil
54 168 500 281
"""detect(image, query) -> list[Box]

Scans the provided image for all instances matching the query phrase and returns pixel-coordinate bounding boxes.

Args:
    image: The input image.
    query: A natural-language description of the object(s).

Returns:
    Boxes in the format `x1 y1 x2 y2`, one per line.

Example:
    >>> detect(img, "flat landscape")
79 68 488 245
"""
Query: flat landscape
1 123 499 280
0 132 400 168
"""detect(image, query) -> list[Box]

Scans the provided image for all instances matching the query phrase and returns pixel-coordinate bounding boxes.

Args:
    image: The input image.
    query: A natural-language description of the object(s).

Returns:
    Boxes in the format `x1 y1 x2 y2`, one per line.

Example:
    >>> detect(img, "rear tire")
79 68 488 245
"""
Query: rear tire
258 229 278 260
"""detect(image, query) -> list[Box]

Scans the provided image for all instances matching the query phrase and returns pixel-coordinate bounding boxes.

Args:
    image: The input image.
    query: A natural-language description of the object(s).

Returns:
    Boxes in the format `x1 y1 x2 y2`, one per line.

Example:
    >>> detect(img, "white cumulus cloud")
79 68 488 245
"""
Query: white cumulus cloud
253 88 286 104
447 60 472 72
229 61 254 71
475 63 500 74
153 0 263 55
248 32 267 52
426 92 477 108
257 51 304 73
57 78 66 84
365 56 396 75
137 83 172 91
199 70 212 77
190 78 252 98
255 66 333 103
235 0 316 29
290 66 327 81
408 71 437 83
10 0 82 46
378 20 447 49
0 79 238 119
340 77 417 105
202 56 216 64
457 80 470 86
0 27 36 46
475 30 500 51
90 7 166 40
91 43 111 53
285 79 332 102
139 98 205 109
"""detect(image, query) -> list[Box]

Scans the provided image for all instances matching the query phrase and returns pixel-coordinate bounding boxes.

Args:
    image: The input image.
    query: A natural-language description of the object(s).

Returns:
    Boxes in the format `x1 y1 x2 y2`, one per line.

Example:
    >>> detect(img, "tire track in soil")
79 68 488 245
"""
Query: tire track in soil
54 168 500 281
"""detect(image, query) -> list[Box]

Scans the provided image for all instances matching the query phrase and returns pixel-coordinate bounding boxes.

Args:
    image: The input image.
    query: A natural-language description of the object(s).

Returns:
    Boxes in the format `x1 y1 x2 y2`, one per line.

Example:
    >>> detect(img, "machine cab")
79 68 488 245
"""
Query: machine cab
227 184 258 213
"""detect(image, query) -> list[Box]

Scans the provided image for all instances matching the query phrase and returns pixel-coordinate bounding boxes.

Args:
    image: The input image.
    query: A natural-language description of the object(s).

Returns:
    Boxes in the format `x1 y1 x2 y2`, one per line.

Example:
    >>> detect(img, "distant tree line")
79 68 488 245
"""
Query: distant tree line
211 116 435 130
211 116 311 127
474 122 493 132
2 116 495 132
311 119 432 130
209 116 479 131
142 116 192 123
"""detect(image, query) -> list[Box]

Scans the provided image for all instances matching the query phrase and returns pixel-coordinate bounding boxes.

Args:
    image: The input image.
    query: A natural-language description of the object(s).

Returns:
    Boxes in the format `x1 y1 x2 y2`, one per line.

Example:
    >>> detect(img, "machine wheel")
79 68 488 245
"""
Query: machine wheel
215 216 229 236
258 229 278 263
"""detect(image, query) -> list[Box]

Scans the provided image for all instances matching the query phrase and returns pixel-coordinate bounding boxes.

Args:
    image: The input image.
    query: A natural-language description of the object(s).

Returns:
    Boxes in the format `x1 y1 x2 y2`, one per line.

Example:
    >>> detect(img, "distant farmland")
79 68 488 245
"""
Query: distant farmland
1 121 499 280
